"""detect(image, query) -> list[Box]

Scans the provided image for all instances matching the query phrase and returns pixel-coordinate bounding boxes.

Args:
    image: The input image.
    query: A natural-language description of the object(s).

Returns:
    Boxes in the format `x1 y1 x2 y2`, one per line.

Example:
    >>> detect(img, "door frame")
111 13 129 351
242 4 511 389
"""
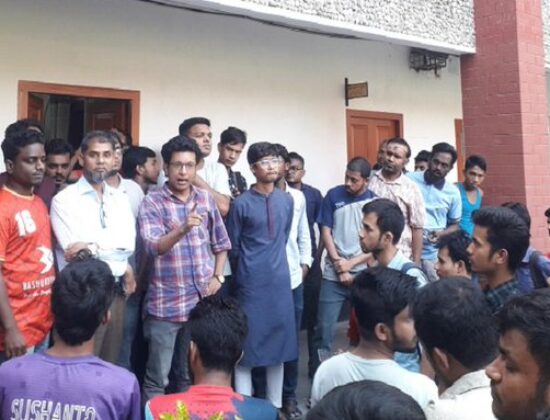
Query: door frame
17 80 140 143
455 119 464 182
346 109 404 161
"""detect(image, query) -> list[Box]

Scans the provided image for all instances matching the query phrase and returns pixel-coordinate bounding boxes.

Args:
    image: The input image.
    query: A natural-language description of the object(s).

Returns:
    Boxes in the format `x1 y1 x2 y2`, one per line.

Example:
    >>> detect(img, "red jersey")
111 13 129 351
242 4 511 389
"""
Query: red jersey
0 187 54 350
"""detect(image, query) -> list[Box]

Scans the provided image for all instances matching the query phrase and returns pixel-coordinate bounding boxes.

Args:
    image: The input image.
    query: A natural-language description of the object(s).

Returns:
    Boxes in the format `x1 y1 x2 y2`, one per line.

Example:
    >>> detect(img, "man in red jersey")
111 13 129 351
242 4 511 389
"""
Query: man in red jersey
0 128 55 362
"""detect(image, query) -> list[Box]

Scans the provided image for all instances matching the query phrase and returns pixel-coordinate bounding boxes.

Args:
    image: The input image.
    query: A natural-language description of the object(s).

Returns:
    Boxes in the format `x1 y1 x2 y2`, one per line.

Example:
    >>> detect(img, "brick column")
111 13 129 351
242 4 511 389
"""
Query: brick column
461 0 550 250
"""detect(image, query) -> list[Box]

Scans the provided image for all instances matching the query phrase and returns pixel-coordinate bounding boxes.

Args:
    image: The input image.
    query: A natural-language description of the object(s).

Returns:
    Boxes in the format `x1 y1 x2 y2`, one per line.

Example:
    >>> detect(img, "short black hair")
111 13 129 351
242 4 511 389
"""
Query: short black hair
465 154 487 172
502 201 531 230
414 150 431 163
247 141 277 165
52 259 115 346
306 380 426 420
431 142 457 165
498 290 550 396
273 143 289 163
220 126 247 146
178 117 211 137
386 137 412 158
351 266 417 342
472 206 530 271
80 130 116 154
161 136 201 164
2 128 45 162
121 146 156 179
346 157 371 179
545 207 550 219
4 119 44 138
188 295 247 374
45 138 74 158
413 277 498 371
362 199 405 244
288 152 305 168
436 230 473 274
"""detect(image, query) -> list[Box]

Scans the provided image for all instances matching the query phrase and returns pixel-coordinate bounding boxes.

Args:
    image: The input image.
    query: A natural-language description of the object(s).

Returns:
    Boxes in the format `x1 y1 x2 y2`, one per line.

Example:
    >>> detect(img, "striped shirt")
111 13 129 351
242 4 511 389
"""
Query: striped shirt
138 184 231 322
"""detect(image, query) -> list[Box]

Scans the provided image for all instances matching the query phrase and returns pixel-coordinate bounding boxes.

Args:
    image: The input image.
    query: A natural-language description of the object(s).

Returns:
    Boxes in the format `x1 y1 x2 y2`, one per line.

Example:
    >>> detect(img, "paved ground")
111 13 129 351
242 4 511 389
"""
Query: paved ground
294 321 348 417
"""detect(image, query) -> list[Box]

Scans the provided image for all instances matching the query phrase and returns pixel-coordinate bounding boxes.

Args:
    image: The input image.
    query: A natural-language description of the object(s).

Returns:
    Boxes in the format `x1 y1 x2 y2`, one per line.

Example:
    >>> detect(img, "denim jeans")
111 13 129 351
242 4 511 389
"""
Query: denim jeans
283 283 304 402
312 279 351 373
117 293 142 370
142 318 191 402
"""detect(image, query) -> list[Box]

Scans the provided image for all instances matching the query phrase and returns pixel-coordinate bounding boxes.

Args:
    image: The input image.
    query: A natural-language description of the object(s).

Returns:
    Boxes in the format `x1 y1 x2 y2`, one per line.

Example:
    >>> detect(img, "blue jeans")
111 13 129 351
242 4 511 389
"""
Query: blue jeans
313 279 351 372
117 293 142 370
283 284 304 402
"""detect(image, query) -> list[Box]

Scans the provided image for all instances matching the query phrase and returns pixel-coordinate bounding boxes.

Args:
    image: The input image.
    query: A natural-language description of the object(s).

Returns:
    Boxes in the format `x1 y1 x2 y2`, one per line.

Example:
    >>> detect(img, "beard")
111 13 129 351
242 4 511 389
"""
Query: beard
84 168 108 184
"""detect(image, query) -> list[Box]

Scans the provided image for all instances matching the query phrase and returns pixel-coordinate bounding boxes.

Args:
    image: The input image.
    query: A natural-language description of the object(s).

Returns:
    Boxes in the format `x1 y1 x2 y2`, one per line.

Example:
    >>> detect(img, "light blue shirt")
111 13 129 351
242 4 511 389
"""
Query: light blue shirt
408 171 462 260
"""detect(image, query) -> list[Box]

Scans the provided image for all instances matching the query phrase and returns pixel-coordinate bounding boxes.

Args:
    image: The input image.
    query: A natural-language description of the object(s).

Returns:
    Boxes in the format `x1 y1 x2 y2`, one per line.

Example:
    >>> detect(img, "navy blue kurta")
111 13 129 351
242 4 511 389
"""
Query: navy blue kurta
226 188 297 367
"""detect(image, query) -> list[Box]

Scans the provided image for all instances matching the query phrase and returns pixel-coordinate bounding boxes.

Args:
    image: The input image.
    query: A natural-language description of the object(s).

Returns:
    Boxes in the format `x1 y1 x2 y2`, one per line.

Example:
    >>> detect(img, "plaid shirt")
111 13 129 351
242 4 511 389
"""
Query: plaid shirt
485 279 521 314
368 170 426 259
138 184 231 322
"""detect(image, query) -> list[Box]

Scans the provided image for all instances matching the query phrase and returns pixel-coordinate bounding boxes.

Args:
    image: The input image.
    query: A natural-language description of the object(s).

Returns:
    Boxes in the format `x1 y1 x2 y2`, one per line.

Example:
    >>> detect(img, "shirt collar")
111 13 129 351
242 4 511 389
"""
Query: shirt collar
441 370 490 399
375 169 403 184
387 249 406 270
161 182 198 203
424 171 446 190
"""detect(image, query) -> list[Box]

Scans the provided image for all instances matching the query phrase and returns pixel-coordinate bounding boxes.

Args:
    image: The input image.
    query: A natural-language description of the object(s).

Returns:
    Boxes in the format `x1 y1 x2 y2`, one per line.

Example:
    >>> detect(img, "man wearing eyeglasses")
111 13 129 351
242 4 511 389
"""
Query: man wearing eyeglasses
226 142 297 412
138 136 230 401
50 130 136 364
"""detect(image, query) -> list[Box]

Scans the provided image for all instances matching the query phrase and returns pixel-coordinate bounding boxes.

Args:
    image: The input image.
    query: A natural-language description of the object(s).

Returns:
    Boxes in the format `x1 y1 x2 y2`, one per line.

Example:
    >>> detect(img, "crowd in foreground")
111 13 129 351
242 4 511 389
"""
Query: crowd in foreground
1 117 550 419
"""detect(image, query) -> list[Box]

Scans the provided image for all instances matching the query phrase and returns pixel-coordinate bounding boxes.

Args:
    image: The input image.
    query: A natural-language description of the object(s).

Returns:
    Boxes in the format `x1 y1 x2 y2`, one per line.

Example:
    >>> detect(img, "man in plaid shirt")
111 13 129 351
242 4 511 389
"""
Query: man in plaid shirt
139 136 231 401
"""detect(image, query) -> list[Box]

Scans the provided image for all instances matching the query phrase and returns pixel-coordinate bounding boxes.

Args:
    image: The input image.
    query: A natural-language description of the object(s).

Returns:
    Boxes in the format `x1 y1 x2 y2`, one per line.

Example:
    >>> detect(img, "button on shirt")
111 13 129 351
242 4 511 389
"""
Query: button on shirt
50 176 136 277
408 171 462 260
368 170 426 260
138 184 231 322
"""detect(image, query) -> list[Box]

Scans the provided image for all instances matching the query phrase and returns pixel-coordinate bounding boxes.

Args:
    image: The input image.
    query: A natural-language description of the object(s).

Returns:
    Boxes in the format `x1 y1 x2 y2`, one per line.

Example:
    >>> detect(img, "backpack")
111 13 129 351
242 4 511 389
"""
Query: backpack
400 261 429 287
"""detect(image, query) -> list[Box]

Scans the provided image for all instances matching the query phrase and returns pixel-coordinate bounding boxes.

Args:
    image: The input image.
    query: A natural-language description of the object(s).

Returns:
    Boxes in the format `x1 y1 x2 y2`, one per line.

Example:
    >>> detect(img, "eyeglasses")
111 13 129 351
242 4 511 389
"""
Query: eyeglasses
256 158 280 168
169 162 196 172
99 199 106 229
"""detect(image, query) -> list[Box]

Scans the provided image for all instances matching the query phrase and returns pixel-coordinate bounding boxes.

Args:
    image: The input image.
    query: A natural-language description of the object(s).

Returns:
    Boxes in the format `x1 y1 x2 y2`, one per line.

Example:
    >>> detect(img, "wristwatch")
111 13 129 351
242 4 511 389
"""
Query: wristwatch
214 274 225 284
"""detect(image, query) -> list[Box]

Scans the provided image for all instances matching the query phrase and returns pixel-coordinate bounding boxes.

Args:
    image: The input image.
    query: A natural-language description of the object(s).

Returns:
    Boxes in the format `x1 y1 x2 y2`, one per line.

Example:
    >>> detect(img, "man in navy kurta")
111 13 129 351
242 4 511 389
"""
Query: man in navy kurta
226 142 297 410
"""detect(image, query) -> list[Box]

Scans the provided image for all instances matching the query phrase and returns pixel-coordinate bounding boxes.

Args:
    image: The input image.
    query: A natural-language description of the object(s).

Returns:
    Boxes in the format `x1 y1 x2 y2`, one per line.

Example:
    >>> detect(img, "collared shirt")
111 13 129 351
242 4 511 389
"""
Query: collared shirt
286 185 312 289
369 170 426 259
424 370 495 420
227 168 248 198
138 184 231 322
485 279 522 314
387 250 429 287
408 171 462 260
50 176 136 276
297 183 323 257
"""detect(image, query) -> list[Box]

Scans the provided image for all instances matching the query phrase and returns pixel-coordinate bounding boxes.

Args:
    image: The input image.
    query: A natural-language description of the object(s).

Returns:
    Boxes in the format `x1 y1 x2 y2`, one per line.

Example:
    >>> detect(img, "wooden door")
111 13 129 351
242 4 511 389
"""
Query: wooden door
455 119 465 182
346 110 403 166
28 94 44 123
86 99 129 133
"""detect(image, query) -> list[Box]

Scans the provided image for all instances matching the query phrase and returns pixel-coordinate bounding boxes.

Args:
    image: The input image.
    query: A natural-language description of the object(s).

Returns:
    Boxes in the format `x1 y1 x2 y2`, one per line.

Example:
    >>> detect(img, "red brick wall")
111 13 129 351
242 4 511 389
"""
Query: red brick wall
461 0 550 250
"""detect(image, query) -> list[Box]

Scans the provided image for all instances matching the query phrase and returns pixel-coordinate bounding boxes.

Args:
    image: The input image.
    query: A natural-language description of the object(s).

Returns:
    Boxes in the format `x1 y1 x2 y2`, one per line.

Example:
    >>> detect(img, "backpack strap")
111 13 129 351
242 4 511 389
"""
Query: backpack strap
400 262 418 274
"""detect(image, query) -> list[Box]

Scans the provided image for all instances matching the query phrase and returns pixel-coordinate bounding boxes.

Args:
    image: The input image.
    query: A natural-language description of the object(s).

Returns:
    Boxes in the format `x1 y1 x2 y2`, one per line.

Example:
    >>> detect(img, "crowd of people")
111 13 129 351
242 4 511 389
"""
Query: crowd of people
1 117 550 419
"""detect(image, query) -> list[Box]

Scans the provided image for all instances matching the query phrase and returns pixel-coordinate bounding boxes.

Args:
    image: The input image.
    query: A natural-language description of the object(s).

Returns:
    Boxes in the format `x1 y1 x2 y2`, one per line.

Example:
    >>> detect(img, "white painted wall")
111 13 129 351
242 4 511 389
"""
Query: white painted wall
0 0 463 193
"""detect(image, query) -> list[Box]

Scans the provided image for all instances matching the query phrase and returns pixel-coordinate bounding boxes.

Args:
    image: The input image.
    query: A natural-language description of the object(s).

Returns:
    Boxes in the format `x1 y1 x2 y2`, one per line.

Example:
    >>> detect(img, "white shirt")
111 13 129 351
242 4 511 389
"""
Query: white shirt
286 185 312 289
311 352 438 409
50 176 136 276
197 159 231 196
424 370 495 420
119 177 145 218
